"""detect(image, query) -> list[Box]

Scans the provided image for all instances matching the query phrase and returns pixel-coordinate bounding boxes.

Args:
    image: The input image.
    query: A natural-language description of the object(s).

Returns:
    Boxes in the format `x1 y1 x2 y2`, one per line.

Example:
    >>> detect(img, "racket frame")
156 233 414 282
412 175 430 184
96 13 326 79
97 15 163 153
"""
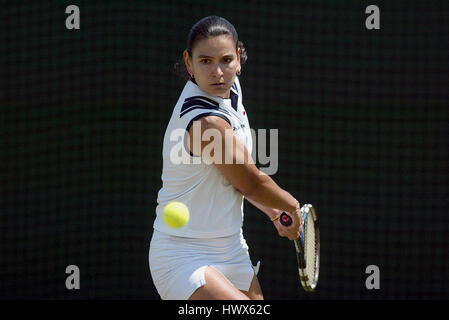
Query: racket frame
280 204 320 292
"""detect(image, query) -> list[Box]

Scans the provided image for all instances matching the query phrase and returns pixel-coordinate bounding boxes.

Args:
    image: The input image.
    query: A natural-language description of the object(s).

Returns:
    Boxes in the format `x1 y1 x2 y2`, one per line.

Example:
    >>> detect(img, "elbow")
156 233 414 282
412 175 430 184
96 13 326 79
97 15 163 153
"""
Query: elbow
234 181 256 199
238 187 253 199
238 175 268 199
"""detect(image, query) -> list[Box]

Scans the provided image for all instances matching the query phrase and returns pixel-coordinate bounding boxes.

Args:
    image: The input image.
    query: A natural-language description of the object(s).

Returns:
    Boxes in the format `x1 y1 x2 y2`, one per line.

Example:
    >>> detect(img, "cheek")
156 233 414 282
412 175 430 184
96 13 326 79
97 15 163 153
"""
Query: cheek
195 63 212 75
223 61 238 74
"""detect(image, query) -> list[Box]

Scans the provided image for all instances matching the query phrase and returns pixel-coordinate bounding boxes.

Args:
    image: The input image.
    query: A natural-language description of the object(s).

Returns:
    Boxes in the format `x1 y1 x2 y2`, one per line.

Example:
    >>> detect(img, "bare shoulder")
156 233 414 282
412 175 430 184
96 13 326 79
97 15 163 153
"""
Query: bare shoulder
196 115 232 131
189 115 232 137
188 115 233 157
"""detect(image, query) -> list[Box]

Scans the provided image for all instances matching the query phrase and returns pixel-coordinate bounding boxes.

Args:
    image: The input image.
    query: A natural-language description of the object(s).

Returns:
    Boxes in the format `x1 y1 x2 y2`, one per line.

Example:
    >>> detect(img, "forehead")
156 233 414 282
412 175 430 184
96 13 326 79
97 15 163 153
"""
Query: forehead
192 35 236 56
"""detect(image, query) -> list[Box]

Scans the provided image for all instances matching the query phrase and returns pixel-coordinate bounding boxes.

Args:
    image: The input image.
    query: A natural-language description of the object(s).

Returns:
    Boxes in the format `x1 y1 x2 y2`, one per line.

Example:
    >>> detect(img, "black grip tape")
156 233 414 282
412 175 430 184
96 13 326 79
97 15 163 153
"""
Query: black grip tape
279 212 293 226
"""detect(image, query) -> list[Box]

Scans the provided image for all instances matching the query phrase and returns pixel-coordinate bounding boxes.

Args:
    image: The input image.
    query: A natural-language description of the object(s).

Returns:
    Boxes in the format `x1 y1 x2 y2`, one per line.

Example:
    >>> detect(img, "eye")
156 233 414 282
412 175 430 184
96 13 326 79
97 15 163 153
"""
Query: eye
200 59 211 64
223 57 233 63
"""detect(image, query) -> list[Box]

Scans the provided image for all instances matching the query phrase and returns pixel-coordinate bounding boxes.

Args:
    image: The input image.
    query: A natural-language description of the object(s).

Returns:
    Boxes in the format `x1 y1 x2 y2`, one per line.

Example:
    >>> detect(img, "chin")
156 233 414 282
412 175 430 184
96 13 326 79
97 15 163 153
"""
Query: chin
206 88 229 99
215 91 230 99
216 86 232 96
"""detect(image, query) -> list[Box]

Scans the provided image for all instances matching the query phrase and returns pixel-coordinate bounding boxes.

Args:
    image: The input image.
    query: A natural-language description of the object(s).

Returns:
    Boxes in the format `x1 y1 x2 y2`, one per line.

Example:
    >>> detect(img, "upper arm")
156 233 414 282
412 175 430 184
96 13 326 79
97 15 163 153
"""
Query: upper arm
187 116 262 196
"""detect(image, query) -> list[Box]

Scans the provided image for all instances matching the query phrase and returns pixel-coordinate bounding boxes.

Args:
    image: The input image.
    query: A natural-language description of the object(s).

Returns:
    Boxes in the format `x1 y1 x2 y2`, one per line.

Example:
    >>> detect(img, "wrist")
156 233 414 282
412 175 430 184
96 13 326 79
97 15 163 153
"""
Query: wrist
269 208 282 222
269 201 299 222
289 200 300 214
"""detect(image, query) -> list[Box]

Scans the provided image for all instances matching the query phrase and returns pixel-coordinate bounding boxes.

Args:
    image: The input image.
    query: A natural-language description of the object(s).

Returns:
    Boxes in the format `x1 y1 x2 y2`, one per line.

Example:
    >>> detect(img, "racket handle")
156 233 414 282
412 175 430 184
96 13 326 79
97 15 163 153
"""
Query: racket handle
279 212 293 226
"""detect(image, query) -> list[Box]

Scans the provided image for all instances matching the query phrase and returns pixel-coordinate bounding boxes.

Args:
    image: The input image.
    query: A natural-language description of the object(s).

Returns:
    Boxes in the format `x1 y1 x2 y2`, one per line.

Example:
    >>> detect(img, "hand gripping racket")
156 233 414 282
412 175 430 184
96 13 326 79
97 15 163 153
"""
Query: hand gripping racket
280 204 320 292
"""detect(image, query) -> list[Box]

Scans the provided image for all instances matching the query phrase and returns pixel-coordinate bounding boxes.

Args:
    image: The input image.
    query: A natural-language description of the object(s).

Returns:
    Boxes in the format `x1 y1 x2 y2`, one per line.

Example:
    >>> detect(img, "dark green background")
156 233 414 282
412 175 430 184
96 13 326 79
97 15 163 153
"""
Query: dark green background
1 1 448 299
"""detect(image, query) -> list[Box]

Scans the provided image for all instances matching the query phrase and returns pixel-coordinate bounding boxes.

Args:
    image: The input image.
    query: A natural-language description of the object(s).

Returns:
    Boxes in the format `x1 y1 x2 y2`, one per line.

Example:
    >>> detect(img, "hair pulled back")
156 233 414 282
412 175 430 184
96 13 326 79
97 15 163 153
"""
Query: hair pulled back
174 16 247 81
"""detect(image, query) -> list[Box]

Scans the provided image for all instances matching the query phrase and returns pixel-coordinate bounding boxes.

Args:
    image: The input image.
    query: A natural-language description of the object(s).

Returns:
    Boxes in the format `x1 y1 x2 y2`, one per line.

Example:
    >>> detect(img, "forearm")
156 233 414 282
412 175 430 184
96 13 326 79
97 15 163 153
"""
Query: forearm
244 173 298 214
245 196 281 220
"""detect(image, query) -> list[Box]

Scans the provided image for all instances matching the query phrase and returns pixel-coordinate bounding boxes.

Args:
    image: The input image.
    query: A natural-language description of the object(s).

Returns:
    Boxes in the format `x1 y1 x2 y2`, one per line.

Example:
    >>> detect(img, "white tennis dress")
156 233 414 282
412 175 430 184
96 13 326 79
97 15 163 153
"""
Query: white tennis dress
149 77 259 300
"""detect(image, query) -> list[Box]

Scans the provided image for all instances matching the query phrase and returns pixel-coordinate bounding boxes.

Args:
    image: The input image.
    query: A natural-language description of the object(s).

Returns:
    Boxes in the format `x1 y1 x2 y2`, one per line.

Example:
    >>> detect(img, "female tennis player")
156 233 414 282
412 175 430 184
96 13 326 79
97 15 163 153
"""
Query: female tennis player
149 16 302 300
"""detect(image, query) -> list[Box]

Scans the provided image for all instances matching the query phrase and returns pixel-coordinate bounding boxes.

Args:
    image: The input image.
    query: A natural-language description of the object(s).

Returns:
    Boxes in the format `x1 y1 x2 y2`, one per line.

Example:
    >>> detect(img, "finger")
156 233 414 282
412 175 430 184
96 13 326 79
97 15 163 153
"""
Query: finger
278 228 287 237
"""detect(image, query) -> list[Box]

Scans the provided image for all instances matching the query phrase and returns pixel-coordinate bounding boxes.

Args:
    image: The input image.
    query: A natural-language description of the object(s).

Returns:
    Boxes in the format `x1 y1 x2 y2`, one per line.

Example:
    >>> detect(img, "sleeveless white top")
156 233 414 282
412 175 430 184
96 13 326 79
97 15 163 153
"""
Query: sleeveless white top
153 77 253 238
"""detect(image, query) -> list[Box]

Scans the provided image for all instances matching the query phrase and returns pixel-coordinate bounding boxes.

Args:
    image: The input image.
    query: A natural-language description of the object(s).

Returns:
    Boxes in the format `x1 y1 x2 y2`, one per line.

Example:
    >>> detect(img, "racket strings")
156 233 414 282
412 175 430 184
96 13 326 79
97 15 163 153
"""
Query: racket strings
304 215 317 281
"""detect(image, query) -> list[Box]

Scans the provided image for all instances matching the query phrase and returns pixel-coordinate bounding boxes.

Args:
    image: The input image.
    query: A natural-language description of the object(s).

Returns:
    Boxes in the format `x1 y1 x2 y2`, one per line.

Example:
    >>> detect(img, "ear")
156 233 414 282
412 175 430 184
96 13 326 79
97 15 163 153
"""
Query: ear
183 50 194 77
236 49 242 74
235 48 242 75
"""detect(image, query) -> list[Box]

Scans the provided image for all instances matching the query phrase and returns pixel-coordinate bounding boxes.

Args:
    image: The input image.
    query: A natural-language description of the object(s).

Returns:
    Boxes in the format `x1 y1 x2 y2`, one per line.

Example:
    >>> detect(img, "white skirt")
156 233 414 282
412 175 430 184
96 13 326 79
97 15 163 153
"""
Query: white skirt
148 229 260 300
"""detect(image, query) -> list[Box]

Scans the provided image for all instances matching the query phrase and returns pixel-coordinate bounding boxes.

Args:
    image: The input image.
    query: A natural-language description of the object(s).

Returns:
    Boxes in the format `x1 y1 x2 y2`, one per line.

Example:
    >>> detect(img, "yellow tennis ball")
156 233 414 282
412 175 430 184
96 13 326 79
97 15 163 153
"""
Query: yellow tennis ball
163 201 190 228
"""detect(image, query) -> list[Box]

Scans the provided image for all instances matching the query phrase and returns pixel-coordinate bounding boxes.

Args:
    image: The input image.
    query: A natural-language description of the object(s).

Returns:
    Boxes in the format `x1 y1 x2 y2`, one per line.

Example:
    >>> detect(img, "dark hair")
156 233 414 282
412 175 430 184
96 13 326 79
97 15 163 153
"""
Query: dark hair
174 16 247 81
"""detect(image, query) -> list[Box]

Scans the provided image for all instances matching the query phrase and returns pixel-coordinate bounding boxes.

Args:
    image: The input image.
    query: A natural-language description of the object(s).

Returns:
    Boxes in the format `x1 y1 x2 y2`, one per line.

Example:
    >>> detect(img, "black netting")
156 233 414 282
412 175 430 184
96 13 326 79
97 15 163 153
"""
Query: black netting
1 1 448 299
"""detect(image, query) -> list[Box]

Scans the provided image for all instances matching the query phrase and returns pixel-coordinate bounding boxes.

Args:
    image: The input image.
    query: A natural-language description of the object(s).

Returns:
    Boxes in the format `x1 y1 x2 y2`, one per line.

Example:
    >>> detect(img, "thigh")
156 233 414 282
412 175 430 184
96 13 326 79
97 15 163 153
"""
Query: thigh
189 266 250 300
240 274 264 300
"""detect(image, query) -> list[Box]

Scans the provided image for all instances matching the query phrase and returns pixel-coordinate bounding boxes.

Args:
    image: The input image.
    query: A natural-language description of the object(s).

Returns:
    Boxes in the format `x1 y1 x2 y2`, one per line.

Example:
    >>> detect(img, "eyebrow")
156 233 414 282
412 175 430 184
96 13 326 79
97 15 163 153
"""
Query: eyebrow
197 54 234 59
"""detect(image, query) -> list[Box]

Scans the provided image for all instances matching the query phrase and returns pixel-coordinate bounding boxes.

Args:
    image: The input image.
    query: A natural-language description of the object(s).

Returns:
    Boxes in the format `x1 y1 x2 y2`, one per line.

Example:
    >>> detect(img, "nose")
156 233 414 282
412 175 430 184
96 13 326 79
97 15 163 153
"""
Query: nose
211 63 224 78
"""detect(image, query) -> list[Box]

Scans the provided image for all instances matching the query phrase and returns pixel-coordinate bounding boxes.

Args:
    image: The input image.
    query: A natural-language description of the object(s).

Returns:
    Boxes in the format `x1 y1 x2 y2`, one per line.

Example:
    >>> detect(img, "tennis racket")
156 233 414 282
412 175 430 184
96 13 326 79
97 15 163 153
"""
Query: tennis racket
280 204 320 292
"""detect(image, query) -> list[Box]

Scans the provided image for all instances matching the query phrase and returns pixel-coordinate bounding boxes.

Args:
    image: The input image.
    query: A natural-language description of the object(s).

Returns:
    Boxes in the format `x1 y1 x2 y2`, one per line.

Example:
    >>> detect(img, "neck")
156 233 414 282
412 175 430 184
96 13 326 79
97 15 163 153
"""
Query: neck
217 90 231 99
190 79 230 99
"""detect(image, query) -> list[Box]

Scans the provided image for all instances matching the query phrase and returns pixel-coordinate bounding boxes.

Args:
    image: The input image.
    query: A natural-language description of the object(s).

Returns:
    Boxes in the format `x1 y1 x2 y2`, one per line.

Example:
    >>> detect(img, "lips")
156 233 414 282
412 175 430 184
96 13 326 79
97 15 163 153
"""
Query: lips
211 83 225 87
